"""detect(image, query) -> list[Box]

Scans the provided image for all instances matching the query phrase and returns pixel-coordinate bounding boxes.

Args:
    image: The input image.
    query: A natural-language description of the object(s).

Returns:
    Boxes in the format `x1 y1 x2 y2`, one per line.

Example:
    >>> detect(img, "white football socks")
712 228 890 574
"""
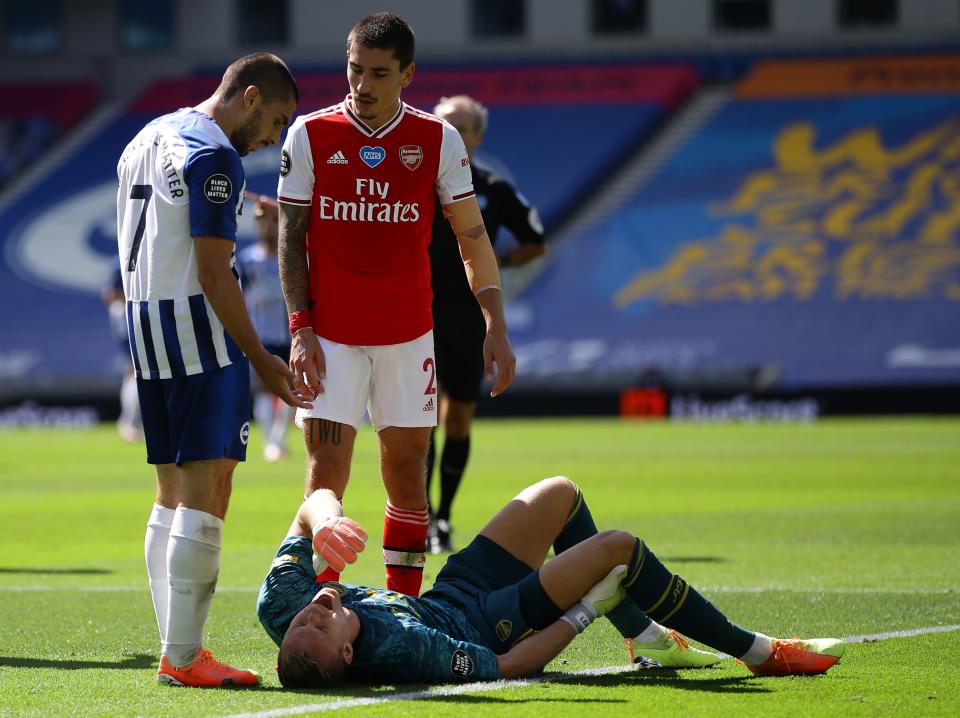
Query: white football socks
633 621 669 644
144 504 175 643
163 507 223 667
739 632 774 666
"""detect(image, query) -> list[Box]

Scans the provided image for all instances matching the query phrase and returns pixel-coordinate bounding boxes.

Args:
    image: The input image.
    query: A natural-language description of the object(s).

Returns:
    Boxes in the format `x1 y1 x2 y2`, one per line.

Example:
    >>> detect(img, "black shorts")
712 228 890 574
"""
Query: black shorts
264 342 291 364
432 302 486 402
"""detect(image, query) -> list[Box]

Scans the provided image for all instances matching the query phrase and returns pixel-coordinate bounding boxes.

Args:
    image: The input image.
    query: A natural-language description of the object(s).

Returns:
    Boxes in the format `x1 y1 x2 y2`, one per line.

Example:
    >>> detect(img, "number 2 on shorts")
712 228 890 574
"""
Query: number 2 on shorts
422 357 437 395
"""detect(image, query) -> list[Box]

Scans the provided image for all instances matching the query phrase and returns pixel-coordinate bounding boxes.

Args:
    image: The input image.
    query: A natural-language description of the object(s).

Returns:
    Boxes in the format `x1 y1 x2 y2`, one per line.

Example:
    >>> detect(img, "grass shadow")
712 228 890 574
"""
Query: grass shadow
658 557 727 564
255 669 767 700
562 670 769 694
0 567 112 575
0 653 155 670
422 695 625 704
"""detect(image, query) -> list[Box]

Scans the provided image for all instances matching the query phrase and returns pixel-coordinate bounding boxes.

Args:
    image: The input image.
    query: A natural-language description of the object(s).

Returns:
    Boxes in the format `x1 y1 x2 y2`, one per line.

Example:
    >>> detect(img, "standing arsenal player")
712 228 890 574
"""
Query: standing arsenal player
277 12 515 597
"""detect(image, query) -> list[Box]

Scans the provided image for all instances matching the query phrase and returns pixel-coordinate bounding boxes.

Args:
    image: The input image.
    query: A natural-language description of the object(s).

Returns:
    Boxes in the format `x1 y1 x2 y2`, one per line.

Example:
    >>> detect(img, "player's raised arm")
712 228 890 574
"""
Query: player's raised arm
288 488 368 573
444 197 516 397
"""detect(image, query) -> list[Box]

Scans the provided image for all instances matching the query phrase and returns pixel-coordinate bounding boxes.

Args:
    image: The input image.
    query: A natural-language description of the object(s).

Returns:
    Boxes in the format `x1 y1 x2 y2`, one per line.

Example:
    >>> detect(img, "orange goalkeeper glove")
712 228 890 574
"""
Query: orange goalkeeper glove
311 517 368 573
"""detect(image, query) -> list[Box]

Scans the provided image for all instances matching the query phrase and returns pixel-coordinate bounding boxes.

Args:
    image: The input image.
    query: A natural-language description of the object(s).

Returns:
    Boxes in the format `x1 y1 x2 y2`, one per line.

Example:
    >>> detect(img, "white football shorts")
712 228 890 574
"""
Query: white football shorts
295 330 438 432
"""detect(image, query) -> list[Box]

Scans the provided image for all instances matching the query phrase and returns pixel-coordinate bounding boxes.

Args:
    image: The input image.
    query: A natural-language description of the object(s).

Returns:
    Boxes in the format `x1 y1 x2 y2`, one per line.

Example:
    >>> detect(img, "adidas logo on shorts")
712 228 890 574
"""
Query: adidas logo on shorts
326 150 349 165
423 397 434 412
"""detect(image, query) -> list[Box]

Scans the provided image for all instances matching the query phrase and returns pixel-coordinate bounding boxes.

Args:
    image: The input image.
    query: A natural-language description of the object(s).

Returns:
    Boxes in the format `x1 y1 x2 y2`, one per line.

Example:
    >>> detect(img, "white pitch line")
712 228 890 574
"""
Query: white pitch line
842 624 960 643
0 585 257 593
220 624 960 718
701 586 959 595
223 665 636 718
0 584 956 594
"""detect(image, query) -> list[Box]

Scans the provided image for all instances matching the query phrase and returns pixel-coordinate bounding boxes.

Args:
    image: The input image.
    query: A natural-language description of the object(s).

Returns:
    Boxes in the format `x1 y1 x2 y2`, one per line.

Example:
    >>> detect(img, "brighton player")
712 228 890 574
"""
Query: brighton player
117 53 309 687
277 12 516 597
238 195 293 462
425 95 547 555
257 476 845 686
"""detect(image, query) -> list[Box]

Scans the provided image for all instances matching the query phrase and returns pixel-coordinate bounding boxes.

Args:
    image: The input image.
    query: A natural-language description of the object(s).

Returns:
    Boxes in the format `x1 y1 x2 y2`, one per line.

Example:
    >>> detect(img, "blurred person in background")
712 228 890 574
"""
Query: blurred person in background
102 258 141 443
426 95 546 553
238 195 293 462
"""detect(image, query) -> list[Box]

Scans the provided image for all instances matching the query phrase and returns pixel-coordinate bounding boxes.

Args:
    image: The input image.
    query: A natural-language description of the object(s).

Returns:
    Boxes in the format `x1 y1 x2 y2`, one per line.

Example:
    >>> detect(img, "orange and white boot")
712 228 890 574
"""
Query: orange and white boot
157 648 260 687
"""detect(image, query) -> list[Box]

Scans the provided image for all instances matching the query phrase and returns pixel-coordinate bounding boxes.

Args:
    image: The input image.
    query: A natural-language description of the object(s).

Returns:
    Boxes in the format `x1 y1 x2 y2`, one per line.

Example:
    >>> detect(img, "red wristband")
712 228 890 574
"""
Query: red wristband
289 310 313 336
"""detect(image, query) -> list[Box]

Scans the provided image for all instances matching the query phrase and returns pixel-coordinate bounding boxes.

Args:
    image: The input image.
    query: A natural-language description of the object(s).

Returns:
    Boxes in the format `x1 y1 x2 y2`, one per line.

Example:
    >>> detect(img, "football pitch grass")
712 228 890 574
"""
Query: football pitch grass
0 417 958 717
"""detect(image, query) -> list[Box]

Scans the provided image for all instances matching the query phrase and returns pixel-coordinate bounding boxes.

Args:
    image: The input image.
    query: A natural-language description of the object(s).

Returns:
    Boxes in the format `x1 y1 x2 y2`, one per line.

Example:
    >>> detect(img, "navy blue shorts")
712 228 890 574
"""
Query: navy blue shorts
424 535 537 652
137 359 251 465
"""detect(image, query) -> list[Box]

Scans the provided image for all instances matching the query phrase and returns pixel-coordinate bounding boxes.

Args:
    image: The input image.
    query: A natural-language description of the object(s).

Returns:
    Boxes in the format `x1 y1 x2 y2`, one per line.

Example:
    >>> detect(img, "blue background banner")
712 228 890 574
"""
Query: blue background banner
514 94 960 388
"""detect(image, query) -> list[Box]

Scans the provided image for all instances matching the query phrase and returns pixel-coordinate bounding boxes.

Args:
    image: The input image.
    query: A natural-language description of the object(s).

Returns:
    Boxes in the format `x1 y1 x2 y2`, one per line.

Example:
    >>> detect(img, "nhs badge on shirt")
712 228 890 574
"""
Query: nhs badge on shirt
360 146 385 168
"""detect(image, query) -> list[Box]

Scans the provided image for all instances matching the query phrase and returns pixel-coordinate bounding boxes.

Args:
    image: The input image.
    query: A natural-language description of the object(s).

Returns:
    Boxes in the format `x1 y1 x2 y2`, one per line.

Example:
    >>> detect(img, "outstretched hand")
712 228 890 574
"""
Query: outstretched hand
252 352 313 409
312 516 368 573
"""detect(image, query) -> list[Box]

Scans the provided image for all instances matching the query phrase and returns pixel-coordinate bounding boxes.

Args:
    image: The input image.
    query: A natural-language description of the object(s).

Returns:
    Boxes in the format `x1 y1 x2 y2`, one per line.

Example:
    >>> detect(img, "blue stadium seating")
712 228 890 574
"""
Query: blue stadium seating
512 58 960 389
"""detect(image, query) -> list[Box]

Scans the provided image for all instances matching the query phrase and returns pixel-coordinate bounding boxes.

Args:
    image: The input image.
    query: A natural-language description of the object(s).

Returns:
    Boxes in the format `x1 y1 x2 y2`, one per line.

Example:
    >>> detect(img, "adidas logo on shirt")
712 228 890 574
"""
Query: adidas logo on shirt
423 397 434 412
326 151 349 165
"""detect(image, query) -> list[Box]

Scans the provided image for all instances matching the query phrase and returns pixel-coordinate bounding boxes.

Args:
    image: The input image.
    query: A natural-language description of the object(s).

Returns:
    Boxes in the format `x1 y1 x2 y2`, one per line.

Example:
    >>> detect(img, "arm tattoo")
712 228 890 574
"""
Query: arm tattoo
456 224 487 241
278 203 313 313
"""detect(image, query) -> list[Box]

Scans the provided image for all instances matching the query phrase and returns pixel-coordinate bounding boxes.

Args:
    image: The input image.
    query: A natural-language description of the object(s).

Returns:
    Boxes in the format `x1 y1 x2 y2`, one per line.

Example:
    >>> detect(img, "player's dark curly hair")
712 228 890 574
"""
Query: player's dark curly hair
277 648 346 689
347 12 416 69
218 52 299 103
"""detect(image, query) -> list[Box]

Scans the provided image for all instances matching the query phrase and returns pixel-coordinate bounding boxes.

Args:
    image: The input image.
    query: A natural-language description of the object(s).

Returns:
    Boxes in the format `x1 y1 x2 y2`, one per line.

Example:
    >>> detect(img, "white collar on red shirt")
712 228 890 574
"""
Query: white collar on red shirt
341 96 406 139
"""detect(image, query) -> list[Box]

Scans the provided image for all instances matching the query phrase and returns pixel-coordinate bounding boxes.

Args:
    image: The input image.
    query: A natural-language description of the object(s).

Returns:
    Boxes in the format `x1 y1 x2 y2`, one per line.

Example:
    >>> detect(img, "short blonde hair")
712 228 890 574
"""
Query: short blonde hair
435 95 488 134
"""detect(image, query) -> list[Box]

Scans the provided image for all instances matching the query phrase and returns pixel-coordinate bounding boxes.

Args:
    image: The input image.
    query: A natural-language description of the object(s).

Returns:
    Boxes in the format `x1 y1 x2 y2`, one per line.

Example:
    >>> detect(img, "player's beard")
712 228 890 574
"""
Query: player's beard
230 108 262 157
351 94 378 120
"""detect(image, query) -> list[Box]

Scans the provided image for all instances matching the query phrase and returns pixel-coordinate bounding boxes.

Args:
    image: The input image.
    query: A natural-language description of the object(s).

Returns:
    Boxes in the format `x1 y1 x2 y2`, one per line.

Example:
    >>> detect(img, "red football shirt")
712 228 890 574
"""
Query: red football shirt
278 98 474 345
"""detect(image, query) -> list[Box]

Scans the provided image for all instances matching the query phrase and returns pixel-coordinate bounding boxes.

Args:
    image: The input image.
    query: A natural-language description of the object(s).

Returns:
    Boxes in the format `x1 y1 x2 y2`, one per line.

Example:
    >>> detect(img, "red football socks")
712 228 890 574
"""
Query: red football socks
382 503 429 596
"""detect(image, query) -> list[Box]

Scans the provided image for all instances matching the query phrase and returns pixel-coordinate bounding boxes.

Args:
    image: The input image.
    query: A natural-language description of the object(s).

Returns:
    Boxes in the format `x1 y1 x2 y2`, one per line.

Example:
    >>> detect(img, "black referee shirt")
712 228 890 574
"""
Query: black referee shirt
429 163 545 304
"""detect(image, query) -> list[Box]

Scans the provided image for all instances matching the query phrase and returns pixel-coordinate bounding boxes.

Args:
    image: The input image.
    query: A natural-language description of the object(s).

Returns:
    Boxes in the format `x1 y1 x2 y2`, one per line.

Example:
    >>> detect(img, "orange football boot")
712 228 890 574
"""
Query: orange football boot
745 637 845 676
157 648 260 687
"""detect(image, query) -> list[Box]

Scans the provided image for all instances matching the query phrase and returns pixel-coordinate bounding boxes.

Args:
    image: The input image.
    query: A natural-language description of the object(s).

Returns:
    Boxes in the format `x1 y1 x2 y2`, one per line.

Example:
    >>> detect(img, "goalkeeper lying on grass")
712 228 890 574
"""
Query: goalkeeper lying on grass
257 477 844 687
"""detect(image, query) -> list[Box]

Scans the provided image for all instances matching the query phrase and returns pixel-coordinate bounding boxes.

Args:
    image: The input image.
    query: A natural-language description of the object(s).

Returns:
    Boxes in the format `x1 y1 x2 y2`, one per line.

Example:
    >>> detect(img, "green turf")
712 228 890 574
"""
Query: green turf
1 418 958 717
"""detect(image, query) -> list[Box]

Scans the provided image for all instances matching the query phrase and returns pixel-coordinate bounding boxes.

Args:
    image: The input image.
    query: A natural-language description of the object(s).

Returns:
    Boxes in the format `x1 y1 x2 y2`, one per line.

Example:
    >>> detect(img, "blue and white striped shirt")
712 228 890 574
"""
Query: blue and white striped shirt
116 108 246 379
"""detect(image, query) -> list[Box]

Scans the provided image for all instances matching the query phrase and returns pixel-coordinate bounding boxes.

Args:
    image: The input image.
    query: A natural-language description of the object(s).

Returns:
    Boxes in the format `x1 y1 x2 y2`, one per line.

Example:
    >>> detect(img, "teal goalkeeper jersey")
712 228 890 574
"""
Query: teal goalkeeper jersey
257 537 500 683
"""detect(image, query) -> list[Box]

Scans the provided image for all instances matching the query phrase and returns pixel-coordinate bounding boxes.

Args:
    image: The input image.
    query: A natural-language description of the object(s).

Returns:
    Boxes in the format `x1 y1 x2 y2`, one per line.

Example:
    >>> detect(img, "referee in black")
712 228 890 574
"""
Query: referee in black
427 95 547 552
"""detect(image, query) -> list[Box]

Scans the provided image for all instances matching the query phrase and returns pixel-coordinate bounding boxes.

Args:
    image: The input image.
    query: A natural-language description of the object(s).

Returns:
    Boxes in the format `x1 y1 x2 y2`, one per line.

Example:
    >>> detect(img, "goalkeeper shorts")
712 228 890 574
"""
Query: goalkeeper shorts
424 535 539 653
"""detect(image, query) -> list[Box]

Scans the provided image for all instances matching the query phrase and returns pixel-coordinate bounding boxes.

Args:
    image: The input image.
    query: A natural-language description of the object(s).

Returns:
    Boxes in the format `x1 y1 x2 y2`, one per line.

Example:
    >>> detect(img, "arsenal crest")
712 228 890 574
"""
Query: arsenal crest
400 145 423 171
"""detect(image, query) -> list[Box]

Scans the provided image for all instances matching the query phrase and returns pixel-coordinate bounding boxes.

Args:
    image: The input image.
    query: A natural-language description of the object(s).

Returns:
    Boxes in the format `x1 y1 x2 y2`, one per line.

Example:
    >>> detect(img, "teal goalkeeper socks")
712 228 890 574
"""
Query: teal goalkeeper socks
622 537 755 657
553 487 652 638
